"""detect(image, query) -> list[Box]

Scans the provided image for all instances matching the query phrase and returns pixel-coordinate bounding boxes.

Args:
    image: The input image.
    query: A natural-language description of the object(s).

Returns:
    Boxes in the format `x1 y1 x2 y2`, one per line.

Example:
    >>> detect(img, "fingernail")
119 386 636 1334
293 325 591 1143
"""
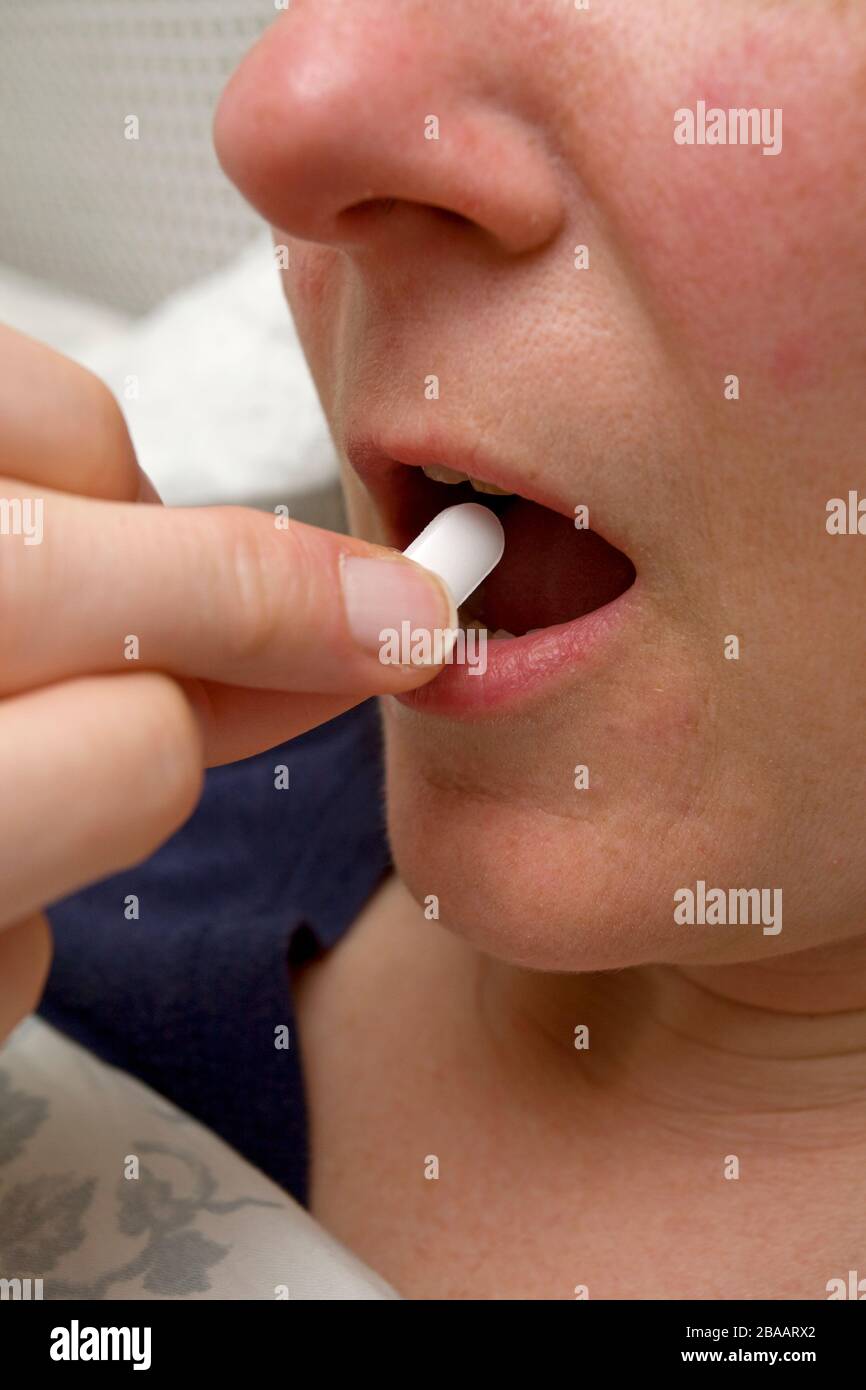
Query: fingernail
340 554 457 662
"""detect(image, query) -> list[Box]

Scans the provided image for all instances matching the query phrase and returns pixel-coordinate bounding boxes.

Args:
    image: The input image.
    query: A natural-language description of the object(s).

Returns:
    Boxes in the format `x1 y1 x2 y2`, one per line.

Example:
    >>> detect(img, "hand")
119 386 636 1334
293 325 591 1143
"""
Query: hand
0 325 454 1041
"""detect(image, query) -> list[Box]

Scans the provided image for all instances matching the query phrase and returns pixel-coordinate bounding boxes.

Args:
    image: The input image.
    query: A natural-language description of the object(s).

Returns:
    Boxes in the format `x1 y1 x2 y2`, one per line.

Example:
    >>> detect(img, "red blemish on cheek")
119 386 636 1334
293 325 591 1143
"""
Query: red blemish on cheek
769 334 825 395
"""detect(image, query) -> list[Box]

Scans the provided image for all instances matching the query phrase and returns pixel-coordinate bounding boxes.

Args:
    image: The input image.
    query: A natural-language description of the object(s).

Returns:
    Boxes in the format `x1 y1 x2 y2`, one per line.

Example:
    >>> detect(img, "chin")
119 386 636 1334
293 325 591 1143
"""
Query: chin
383 716 826 976
383 738 677 974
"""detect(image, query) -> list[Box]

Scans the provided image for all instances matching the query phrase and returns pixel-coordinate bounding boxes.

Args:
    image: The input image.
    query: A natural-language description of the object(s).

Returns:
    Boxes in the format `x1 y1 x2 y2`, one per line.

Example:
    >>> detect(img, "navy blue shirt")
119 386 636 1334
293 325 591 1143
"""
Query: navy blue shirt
39 701 390 1209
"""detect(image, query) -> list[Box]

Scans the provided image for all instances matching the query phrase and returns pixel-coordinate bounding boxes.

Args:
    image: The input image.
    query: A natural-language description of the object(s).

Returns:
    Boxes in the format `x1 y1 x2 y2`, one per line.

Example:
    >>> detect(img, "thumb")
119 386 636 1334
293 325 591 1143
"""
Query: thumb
0 913 52 1046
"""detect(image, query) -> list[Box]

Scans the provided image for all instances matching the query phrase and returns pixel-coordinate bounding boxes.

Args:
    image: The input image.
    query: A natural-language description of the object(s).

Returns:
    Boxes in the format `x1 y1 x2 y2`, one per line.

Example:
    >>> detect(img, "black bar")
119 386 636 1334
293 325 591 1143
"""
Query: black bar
0 1298 859 1374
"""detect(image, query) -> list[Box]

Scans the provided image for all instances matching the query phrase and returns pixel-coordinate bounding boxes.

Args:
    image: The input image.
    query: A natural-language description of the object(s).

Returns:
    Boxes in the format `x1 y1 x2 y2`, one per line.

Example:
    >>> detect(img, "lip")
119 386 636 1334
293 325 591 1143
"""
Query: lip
345 434 630 554
395 592 636 717
344 432 639 719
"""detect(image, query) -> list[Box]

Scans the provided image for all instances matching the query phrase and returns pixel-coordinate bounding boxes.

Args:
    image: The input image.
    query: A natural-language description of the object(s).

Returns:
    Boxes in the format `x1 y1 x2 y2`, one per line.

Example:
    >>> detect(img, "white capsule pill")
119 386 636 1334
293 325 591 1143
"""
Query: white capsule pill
402 502 505 608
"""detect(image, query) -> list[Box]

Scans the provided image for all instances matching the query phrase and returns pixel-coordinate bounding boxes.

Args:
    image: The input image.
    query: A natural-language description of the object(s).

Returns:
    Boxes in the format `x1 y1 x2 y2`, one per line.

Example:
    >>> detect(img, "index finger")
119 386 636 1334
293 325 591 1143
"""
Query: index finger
0 484 458 697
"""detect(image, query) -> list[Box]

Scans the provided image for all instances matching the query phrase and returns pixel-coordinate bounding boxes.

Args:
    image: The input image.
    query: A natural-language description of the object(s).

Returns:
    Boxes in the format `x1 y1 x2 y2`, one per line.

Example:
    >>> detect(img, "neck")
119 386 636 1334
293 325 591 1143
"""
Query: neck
477 938 866 1150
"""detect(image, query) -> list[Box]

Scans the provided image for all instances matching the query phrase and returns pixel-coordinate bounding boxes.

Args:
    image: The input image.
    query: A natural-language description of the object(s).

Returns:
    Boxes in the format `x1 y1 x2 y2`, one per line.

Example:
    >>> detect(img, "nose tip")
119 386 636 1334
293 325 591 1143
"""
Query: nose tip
213 12 563 257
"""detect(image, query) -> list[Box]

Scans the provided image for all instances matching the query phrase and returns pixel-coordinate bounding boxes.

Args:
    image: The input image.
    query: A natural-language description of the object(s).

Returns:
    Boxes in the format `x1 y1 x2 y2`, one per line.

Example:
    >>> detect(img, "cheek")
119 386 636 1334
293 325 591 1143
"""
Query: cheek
281 243 344 395
614 19 866 397
767 333 826 395
342 466 390 545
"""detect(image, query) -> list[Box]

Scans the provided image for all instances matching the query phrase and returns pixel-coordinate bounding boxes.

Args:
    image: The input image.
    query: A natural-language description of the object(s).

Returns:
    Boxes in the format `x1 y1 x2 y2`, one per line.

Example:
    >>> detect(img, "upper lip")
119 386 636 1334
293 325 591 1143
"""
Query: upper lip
344 431 626 556
348 434 567 515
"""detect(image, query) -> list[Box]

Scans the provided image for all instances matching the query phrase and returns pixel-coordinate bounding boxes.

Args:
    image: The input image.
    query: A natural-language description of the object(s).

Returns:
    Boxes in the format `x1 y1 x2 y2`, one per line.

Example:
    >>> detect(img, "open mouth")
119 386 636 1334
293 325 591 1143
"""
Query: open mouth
359 457 636 640
346 440 638 715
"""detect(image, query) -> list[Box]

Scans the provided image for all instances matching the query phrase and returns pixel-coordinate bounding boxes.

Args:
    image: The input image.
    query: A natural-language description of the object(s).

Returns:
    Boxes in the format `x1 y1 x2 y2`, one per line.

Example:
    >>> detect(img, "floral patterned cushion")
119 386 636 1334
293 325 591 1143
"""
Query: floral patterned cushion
0 1017 398 1301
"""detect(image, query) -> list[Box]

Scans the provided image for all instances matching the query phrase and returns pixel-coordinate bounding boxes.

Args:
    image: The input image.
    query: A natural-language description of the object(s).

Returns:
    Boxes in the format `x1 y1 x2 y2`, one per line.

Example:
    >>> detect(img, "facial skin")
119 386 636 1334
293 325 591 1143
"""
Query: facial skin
215 0 866 982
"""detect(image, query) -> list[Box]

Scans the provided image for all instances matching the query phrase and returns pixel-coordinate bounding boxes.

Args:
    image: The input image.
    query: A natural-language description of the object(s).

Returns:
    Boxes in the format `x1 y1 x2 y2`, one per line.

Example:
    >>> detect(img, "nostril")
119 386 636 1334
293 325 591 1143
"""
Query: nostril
339 197 475 238
432 207 473 229
334 199 399 242
341 197 398 221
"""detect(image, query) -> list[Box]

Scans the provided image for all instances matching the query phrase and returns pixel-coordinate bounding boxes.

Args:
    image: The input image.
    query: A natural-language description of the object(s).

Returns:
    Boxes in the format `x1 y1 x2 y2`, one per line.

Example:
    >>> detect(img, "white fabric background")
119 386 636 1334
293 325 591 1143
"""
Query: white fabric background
0 0 275 313
0 0 345 516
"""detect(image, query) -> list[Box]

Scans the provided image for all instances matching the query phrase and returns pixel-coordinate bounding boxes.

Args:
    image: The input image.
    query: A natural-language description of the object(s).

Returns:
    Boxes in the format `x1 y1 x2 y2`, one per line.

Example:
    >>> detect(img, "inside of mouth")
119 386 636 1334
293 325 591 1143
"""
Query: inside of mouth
405 476 637 638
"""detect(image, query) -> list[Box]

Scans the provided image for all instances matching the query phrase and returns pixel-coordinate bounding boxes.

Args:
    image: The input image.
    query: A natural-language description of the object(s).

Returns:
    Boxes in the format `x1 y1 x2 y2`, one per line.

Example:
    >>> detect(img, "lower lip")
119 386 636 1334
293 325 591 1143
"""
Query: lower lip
392 589 634 719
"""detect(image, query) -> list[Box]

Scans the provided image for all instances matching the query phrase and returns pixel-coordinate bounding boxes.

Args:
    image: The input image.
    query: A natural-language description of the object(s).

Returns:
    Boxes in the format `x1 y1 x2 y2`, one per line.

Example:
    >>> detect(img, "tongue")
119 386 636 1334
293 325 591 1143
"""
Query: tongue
472 498 635 634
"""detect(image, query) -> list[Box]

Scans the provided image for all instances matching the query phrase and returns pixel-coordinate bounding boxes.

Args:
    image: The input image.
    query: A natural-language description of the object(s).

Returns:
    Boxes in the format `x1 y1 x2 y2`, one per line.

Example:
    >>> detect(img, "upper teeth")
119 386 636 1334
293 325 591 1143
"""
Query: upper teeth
459 618 517 640
421 464 513 496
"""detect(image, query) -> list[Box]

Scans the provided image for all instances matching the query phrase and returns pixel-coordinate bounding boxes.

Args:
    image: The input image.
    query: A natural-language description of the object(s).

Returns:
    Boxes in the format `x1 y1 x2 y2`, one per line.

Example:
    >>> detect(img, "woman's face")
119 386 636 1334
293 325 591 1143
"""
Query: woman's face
215 0 866 972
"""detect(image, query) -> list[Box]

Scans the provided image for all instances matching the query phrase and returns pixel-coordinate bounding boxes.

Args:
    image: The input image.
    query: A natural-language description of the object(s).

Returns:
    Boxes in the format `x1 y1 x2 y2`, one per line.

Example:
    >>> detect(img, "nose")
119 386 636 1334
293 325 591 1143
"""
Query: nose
213 6 563 257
